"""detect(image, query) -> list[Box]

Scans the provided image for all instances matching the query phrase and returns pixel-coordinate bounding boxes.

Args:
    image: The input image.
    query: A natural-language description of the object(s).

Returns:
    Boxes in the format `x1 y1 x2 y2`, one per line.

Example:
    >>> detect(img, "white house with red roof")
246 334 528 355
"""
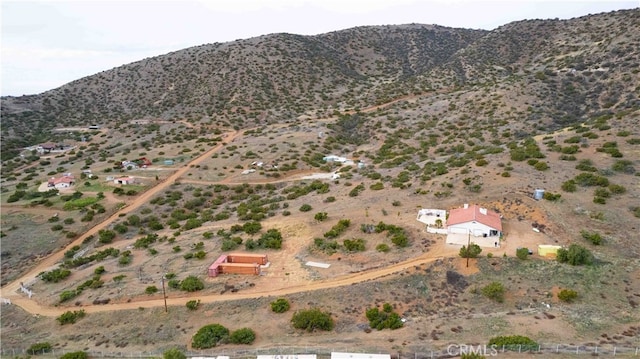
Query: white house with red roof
48 173 75 189
446 204 502 247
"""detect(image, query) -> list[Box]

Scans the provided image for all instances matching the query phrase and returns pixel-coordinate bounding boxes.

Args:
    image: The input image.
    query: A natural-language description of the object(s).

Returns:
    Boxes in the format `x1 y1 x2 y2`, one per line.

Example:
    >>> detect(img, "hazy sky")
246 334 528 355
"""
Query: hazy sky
1 0 637 96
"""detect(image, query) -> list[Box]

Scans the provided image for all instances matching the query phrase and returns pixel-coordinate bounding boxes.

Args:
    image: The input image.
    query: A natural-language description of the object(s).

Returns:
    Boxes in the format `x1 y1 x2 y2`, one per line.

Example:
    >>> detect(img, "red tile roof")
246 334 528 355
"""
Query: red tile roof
447 204 502 231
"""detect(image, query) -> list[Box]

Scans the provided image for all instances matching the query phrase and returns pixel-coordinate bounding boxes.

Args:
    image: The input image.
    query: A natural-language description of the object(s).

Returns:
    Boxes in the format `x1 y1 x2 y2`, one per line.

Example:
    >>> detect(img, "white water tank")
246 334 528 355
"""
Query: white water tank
534 189 545 200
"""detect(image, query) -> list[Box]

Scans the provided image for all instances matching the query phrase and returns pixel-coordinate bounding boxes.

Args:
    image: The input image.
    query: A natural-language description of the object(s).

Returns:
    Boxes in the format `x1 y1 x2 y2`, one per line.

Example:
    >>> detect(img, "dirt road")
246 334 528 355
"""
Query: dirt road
0 130 241 302
4 248 447 317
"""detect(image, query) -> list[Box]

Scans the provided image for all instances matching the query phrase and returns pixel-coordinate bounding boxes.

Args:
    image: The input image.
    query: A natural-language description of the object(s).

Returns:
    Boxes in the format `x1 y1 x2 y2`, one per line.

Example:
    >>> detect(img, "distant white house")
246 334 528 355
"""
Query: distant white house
323 155 348 163
114 176 135 185
48 174 75 189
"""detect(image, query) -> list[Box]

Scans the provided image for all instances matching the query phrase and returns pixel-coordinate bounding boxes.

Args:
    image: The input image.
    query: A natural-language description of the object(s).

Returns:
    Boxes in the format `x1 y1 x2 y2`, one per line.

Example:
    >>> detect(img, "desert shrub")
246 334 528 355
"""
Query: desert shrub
271 298 291 313
608 184 626 194
191 323 230 349
459 243 482 259
314 212 328 221
561 180 576 192
488 335 538 351
558 289 578 303
118 251 132 266
516 247 529 260
57 310 86 325
39 268 71 283
534 162 549 171
145 286 159 294
343 238 366 252
291 308 334 332
481 282 505 303
580 230 602 245
542 192 561 201
59 289 80 302
369 182 384 190
501 171 511 177
163 348 186 359
229 328 256 344
324 219 351 239
556 244 593 265
60 351 89 359
299 204 312 212
324 196 336 203
98 229 116 244
186 299 200 311
180 276 204 292
365 303 404 330
242 221 262 235
27 342 52 354
574 173 609 187
611 160 636 174
376 243 390 253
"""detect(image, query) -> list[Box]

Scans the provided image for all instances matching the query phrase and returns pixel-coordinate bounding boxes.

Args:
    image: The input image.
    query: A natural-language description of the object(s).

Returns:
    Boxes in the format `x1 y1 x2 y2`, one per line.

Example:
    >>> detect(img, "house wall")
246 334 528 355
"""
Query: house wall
218 263 260 275
448 221 499 237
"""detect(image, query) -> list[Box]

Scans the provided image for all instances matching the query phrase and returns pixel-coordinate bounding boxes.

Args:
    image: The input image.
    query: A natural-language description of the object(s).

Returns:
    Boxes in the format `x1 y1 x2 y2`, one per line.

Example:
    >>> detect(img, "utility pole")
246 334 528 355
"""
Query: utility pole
466 229 471 268
161 275 168 313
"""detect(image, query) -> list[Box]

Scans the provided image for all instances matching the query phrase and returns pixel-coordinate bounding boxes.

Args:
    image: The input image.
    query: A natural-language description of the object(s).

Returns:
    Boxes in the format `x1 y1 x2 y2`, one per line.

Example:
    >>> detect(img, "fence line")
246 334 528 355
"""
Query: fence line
3 344 639 358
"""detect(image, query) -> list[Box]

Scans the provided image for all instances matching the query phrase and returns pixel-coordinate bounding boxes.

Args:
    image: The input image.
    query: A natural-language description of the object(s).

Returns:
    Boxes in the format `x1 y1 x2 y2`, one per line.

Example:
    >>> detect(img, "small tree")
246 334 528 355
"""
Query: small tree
481 282 505 303
270 298 290 313
145 286 159 294
459 243 482 259
163 348 186 359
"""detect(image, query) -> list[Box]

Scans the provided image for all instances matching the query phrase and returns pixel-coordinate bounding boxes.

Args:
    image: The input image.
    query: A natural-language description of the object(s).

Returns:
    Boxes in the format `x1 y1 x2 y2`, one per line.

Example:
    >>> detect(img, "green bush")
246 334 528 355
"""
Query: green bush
270 298 290 313
299 204 312 212
343 238 366 252
163 348 186 359
365 303 404 330
481 282 505 303
516 247 529 260
488 335 538 351
57 310 86 325
542 192 561 201
145 286 159 294
27 342 52 354
291 308 334 332
39 268 71 283
229 328 256 344
376 243 390 253
180 275 204 292
556 244 593 265
558 289 578 303
580 230 602 245
191 323 230 349
60 351 89 359
186 299 200 311
314 212 328 221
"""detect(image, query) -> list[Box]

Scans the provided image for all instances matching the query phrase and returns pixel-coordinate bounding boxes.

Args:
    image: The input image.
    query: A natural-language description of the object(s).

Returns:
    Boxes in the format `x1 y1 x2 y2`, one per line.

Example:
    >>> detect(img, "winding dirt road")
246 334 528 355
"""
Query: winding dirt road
1 92 453 317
